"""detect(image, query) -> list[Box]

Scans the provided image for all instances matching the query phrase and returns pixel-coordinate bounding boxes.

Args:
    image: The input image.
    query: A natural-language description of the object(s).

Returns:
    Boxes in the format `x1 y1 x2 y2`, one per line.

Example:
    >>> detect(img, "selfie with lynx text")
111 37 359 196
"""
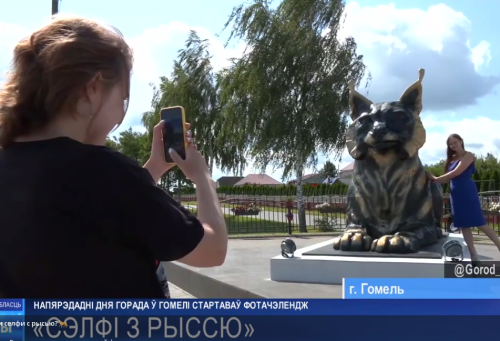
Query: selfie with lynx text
0 0 499 340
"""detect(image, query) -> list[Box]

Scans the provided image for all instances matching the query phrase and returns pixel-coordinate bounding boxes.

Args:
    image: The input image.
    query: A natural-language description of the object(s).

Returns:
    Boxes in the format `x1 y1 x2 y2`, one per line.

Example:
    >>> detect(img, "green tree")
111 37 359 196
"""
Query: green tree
114 128 149 165
143 32 246 177
177 31 247 175
104 130 149 165
493 169 500 191
477 153 498 173
105 137 119 150
480 170 490 193
473 171 481 192
320 160 337 178
424 160 445 176
219 0 368 231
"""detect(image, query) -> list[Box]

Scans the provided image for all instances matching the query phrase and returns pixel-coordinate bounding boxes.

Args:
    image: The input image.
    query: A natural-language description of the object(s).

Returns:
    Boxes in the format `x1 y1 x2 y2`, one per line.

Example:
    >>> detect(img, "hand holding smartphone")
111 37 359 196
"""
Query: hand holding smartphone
158 107 210 184
160 106 187 163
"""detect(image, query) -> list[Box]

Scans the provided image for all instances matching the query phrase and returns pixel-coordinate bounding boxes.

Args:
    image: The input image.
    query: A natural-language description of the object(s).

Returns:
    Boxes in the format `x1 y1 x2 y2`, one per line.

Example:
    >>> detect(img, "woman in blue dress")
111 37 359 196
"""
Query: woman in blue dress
428 134 500 261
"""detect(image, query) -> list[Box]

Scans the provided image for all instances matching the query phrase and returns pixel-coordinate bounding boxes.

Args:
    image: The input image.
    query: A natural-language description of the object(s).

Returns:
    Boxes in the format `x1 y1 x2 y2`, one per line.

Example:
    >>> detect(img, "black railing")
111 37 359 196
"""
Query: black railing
180 193 500 236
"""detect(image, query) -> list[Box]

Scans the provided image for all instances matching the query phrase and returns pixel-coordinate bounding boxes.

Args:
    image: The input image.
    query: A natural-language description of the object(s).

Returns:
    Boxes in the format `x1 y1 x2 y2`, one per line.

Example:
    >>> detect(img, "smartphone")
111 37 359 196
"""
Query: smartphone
160 106 187 163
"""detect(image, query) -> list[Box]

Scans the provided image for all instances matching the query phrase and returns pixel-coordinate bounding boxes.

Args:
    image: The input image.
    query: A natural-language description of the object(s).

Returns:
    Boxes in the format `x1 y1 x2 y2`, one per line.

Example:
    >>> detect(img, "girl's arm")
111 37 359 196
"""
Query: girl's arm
433 152 474 184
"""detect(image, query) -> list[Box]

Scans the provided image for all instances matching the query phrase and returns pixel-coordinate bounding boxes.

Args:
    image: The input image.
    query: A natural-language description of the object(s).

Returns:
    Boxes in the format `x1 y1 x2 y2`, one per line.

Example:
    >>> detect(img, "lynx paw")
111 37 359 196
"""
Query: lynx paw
333 229 372 251
370 233 419 253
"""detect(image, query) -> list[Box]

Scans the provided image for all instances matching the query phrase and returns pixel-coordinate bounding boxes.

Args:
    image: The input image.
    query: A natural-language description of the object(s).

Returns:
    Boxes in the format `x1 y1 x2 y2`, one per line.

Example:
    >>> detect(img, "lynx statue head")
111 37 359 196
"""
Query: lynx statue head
346 69 426 161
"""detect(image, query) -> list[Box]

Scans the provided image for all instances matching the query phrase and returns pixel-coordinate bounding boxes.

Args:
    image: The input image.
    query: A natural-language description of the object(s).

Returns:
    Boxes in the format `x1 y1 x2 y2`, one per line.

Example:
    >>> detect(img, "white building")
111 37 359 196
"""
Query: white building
339 162 354 179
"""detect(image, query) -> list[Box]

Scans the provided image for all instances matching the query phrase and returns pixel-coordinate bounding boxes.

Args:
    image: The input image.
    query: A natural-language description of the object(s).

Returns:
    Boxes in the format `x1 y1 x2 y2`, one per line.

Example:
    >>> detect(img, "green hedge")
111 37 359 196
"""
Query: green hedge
215 183 349 196
179 187 196 194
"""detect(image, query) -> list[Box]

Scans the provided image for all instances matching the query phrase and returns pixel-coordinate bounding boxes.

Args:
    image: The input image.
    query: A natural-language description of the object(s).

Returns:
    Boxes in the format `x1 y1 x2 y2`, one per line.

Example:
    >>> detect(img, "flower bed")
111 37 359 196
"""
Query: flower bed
483 203 500 224
230 203 261 216
315 202 346 214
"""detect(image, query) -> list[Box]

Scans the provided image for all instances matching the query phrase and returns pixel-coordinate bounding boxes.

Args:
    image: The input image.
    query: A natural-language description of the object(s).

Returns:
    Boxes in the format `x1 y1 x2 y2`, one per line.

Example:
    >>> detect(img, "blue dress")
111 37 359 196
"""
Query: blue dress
448 160 486 228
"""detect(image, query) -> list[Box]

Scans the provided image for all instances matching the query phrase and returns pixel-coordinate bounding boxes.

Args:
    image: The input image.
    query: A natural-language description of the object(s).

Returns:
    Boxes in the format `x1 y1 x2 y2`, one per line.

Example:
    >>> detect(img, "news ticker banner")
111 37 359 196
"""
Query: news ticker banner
1 314 497 341
1 299 500 341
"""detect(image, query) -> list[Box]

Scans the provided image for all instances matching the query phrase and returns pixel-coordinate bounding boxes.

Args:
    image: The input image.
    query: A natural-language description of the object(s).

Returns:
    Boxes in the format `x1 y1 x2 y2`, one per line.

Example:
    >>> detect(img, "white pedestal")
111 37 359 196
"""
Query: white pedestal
270 234 469 284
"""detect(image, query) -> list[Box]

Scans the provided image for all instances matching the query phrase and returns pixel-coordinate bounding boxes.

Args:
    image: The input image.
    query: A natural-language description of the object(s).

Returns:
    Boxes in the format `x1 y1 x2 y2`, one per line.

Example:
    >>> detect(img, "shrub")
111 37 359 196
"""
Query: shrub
216 183 349 196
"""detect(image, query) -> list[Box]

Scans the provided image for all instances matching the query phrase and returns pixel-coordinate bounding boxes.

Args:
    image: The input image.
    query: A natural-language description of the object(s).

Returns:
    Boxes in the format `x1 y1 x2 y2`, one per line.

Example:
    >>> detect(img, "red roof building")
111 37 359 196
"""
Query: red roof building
234 174 281 186
339 162 354 179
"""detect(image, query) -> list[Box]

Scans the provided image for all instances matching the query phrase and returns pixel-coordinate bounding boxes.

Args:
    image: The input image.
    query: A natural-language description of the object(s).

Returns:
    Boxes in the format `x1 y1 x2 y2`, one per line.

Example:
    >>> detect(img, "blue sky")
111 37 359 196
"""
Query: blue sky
1 0 499 181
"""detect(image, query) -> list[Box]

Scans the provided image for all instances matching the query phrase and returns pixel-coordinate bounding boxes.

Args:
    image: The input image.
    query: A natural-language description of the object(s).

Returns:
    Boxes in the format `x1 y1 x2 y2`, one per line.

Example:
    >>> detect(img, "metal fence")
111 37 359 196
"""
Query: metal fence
180 192 500 236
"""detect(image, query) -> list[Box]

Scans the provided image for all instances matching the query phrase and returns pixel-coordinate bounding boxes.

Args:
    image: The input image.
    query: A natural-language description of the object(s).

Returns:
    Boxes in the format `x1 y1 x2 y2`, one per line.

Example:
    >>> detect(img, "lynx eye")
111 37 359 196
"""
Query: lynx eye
388 110 408 121
358 114 372 124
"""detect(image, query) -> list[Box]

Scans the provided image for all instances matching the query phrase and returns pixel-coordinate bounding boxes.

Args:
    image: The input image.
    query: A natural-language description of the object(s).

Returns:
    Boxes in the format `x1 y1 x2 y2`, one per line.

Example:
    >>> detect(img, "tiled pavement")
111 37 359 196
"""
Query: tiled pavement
169 282 195 298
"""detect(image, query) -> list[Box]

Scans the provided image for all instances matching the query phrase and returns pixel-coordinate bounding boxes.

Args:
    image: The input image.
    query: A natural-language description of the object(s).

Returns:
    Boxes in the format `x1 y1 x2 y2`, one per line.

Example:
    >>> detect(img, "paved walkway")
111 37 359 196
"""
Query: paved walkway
169 283 195 298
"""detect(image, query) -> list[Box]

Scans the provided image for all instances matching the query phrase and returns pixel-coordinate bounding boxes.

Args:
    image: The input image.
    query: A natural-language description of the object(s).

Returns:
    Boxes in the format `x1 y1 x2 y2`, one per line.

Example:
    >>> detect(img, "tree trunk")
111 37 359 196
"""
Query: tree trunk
165 175 172 193
208 136 214 177
177 178 182 202
295 152 307 232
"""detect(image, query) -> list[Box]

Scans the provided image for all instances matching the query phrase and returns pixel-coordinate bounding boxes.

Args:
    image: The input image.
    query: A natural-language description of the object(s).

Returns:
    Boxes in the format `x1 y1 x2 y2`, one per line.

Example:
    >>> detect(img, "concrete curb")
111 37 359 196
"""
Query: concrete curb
167 234 496 298
229 233 341 239
164 262 265 299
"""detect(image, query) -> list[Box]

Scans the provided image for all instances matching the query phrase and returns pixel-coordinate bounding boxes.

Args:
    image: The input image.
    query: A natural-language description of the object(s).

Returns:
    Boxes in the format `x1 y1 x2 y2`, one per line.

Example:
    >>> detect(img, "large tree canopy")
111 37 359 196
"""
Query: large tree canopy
219 0 369 230
142 31 246 177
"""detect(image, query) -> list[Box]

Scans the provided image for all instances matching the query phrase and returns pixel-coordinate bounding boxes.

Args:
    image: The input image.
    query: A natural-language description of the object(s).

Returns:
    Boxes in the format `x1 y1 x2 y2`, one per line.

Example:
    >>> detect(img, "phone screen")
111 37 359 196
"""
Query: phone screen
160 107 185 163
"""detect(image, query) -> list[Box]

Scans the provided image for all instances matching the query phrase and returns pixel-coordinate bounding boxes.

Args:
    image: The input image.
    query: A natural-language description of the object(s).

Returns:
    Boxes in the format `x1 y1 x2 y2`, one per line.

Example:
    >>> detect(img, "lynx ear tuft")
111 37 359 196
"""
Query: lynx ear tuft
400 69 425 115
349 81 372 121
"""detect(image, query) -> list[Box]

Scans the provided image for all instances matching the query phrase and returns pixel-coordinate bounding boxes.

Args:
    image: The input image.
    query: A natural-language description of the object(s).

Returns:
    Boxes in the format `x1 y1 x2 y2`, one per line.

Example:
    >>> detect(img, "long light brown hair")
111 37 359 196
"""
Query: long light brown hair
444 133 465 172
0 15 133 147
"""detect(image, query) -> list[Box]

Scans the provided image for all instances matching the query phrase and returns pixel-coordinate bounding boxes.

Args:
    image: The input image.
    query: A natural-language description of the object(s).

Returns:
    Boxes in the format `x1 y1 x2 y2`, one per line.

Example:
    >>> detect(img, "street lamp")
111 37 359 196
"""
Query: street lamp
52 0 59 15
442 239 463 262
281 238 296 258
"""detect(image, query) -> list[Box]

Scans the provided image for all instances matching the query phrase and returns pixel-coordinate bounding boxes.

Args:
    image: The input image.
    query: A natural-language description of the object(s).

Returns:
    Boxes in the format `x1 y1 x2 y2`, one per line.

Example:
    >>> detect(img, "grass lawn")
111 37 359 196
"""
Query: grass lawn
224 214 289 234
224 214 343 235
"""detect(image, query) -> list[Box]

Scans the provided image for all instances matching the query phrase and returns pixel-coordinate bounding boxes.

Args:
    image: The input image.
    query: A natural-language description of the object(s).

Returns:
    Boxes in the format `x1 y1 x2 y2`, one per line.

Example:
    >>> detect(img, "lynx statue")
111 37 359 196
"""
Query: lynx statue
333 69 443 254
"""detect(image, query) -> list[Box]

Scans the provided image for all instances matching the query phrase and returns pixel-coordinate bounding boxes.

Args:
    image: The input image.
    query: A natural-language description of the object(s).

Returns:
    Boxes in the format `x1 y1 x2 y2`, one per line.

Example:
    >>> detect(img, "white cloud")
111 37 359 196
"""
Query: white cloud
326 2 500 180
124 21 245 129
420 115 500 163
129 21 245 84
339 2 499 111
470 41 492 71
0 23 29 82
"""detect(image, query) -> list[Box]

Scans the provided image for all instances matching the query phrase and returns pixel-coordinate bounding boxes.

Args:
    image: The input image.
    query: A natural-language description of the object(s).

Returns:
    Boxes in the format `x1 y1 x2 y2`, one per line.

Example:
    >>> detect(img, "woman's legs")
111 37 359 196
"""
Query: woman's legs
477 225 500 250
460 228 478 260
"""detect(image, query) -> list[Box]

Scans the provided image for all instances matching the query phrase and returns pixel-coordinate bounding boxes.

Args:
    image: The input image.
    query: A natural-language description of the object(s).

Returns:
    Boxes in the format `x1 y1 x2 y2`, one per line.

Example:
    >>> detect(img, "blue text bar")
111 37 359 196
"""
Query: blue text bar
343 278 500 299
